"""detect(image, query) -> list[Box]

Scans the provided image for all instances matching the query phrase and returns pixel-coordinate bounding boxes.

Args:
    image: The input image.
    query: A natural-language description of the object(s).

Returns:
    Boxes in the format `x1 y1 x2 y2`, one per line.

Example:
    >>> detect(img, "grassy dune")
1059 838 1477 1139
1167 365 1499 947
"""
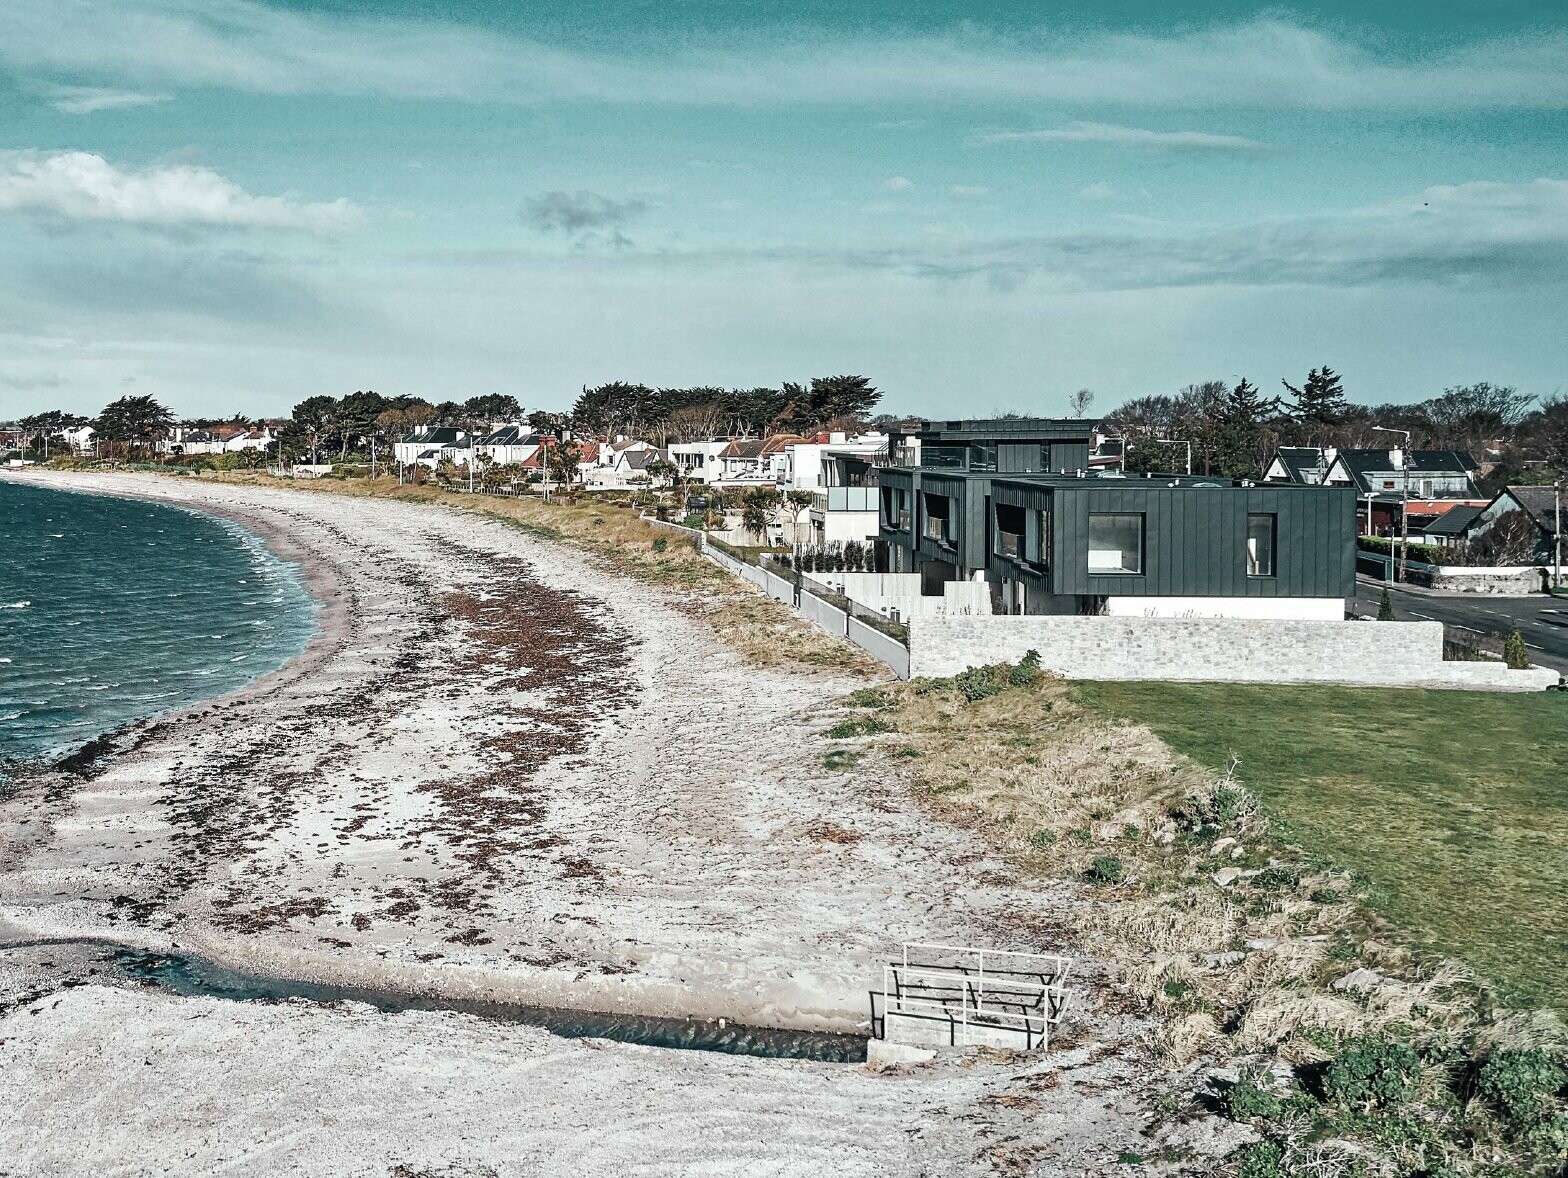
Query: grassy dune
1076 681 1568 1009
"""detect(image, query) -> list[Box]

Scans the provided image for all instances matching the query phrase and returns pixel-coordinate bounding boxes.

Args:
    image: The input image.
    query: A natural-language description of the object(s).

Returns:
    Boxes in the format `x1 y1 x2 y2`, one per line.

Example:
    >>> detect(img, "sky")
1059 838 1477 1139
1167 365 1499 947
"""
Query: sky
1 1 1565 421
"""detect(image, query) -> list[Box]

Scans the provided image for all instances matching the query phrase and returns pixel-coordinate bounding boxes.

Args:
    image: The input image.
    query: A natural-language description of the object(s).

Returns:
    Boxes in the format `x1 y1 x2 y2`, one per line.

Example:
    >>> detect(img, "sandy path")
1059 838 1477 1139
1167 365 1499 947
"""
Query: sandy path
0 473 1028 1027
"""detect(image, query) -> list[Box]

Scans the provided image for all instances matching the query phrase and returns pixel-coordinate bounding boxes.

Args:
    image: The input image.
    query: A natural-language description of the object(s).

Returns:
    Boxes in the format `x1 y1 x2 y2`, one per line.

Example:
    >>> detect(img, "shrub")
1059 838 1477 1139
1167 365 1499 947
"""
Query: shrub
1377 588 1395 621
1253 867 1300 892
1227 1068 1286 1122
1322 1035 1422 1109
953 665 1006 702
1007 649 1044 686
1232 1140 1286 1178
825 716 892 740
651 536 668 553
1085 856 1125 885
1028 829 1056 849
1504 626 1531 669
1477 1048 1567 1129
1183 780 1259 831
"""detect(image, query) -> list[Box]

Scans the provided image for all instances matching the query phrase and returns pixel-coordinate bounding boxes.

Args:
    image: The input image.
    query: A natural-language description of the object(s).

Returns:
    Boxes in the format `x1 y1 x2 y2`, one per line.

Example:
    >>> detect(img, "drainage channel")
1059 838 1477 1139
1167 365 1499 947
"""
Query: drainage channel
96 946 867 1063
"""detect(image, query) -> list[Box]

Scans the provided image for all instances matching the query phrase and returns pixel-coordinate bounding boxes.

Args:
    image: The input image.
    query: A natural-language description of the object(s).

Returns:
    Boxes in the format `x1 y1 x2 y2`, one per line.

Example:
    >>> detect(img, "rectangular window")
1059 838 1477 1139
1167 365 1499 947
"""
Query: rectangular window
1087 513 1143 574
1036 508 1051 570
922 493 951 541
994 502 1026 559
1247 513 1276 577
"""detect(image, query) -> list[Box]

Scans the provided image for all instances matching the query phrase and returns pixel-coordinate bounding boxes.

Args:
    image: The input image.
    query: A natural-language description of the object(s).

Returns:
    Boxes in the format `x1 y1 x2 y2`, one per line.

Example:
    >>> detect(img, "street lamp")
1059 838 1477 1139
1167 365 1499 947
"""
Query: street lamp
1371 426 1412 583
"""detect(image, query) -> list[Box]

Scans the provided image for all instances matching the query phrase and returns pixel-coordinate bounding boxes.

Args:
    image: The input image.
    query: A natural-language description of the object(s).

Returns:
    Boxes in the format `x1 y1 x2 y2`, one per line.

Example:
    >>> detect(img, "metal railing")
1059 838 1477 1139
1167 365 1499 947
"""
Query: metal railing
879 942 1073 1049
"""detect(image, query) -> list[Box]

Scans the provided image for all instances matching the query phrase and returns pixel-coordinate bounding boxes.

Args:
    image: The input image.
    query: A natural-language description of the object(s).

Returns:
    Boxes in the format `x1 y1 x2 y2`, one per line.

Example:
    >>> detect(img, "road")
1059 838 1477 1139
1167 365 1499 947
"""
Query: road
1352 578 1568 675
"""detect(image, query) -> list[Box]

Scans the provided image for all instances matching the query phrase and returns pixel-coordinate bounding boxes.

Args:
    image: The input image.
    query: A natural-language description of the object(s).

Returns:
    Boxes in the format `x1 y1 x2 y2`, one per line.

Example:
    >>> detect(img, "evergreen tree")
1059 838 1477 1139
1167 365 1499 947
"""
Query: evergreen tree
1225 378 1275 425
1377 588 1395 621
1504 626 1530 669
1282 366 1349 425
93 395 175 460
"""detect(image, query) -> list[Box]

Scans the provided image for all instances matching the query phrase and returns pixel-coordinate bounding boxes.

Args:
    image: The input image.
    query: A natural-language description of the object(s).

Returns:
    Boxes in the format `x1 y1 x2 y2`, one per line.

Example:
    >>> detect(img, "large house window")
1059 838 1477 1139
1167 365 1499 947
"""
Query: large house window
994 502 1025 559
1247 513 1276 577
1036 508 1051 570
922 493 951 542
1087 513 1143 574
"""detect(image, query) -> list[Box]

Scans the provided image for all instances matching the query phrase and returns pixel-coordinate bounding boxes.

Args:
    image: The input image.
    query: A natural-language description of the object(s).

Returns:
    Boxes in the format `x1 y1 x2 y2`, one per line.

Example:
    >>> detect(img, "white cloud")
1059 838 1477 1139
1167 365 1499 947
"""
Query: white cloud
2 4 1565 110
0 151 362 233
40 84 172 114
1079 183 1118 201
883 176 914 192
421 178 1568 294
869 178 1568 290
949 185 990 198
976 122 1271 154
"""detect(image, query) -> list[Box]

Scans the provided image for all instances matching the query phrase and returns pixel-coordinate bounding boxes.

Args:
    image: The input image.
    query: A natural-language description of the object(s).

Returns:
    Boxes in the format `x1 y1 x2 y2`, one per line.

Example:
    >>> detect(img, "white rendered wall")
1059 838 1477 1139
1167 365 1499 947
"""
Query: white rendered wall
1105 596 1345 621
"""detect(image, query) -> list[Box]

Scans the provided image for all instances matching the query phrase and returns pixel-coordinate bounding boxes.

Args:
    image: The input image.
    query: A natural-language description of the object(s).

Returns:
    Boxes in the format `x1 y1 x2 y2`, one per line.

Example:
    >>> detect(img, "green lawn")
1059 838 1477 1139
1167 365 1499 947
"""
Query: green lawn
1076 682 1568 1009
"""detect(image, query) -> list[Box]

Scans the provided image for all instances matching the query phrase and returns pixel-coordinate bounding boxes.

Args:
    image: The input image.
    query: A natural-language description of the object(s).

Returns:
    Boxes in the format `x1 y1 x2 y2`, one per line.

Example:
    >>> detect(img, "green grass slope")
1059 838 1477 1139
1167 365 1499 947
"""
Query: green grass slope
1077 681 1568 1009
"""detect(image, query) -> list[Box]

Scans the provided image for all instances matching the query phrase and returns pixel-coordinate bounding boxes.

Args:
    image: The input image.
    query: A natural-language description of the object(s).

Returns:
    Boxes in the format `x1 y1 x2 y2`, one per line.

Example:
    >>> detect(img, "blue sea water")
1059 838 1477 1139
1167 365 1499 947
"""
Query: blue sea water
0 481 316 771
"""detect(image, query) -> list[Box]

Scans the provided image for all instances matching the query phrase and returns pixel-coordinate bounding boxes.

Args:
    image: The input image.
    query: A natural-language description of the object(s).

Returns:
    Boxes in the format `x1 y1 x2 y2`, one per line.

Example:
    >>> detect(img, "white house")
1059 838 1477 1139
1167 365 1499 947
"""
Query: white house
475 425 544 467
394 425 468 467
666 439 733 484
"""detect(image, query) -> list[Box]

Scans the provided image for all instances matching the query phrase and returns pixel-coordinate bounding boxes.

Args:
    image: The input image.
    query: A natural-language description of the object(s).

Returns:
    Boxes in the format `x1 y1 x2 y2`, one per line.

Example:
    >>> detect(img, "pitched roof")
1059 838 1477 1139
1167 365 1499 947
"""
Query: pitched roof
1421 504 1484 537
721 439 767 459
623 448 659 470
400 426 462 445
1331 449 1478 495
1268 447 1328 483
478 425 529 445
1497 485 1563 534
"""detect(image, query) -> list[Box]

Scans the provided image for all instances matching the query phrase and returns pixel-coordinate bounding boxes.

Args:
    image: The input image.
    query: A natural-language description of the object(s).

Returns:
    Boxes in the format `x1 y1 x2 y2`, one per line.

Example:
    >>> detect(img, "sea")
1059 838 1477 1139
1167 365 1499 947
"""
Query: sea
0 480 316 774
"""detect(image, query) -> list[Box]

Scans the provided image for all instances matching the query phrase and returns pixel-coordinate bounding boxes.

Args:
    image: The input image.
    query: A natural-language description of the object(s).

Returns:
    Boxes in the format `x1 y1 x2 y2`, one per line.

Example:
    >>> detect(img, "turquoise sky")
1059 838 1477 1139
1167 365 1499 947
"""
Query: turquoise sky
1 1 1565 419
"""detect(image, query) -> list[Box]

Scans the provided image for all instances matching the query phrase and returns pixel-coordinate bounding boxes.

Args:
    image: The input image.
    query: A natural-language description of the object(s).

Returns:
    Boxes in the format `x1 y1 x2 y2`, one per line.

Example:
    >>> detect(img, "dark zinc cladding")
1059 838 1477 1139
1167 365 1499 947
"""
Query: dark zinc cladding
879 468 1356 606
875 418 1355 611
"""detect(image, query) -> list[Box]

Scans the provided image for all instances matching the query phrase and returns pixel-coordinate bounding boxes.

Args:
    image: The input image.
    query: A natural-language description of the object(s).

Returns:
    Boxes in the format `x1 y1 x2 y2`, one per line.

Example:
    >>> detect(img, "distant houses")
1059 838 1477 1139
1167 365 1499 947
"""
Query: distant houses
1263 445 1485 536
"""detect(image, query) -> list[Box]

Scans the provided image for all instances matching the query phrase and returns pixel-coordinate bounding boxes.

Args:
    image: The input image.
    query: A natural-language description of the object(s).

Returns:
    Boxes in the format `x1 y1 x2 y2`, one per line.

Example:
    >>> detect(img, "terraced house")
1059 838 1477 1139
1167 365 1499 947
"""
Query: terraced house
878 419 1357 620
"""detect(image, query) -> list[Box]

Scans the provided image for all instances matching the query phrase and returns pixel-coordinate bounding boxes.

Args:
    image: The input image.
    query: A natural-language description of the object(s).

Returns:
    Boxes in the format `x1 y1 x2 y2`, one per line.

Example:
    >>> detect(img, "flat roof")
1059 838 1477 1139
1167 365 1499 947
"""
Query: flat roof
918 417 1096 442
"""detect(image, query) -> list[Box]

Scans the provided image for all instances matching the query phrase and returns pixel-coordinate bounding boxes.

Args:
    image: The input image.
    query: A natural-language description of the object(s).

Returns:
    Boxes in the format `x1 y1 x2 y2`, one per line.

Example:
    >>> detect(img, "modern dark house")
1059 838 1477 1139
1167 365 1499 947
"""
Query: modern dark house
879 418 1357 619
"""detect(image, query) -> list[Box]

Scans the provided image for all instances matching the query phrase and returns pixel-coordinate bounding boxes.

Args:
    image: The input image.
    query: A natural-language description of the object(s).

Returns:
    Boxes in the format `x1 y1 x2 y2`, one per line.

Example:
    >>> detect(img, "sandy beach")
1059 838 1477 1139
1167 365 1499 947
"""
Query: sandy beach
0 472 1169 1176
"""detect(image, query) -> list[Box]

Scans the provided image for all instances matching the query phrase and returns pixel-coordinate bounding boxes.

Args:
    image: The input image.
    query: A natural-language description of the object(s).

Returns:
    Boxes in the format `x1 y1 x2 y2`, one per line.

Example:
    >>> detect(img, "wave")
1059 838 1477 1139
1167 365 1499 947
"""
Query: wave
2 601 29 609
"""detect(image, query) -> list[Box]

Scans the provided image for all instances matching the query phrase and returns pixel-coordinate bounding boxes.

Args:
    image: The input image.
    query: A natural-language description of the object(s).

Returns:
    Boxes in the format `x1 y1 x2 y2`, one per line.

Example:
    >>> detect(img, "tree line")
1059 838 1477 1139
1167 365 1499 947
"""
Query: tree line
1104 368 1568 490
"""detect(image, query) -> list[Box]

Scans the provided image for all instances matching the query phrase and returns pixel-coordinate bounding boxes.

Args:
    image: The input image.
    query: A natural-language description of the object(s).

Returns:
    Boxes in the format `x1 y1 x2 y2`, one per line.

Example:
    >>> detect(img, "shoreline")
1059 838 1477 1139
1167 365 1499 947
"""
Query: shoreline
0 470 1035 1031
0 471 349 771
0 470 1164 1176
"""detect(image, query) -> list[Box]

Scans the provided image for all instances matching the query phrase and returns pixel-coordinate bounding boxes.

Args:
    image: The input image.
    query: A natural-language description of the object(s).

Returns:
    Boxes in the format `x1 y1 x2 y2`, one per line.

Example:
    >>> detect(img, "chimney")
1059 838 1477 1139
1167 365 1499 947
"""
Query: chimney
1389 447 1404 470
830 431 846 444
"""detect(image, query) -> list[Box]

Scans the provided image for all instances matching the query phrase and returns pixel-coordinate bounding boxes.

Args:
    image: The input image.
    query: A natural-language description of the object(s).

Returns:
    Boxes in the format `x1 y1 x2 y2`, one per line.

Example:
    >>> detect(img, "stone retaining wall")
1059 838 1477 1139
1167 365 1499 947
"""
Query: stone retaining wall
908 615 1559 692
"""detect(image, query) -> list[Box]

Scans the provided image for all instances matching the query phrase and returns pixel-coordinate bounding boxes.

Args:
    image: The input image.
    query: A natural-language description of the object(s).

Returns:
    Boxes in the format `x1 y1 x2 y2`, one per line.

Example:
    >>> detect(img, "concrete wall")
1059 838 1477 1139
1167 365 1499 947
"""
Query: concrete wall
907 614 1560 692
1105 596 1345 621
804 572 989 620
700 540 911 678
798 589 847 634
847 616 911 679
